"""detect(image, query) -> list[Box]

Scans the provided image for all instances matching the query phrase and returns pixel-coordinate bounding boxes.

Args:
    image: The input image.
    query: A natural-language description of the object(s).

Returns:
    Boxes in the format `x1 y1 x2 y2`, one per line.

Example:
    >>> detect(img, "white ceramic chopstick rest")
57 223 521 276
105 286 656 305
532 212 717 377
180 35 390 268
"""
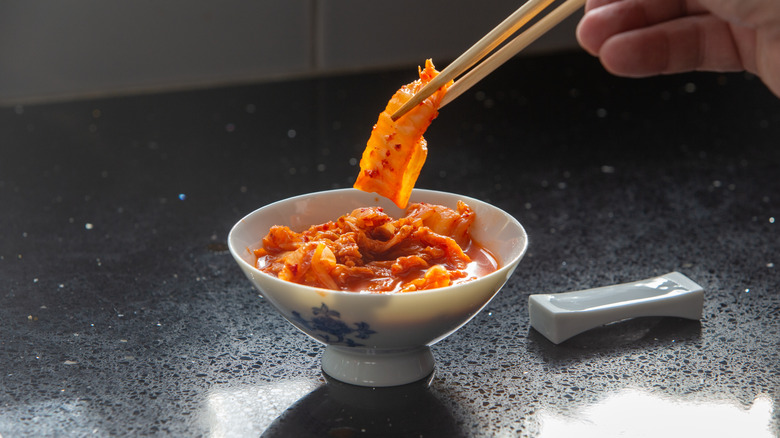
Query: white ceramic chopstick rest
528 272 704 344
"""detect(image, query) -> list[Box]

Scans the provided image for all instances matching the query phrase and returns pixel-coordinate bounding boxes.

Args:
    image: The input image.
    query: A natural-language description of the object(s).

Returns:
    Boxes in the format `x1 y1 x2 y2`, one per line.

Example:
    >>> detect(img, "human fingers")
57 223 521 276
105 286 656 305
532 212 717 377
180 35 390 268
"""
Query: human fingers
597 14 754 76
577 0 706 55
579 0 780 98
757 28 780 98
698 0 780 98
584 0 621 13
698 0 780 27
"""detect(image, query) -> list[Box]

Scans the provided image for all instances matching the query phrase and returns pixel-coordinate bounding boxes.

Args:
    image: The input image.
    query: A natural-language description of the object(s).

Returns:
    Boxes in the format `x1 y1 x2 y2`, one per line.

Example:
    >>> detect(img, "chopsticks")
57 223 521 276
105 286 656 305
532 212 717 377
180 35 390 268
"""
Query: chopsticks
390 0 585 121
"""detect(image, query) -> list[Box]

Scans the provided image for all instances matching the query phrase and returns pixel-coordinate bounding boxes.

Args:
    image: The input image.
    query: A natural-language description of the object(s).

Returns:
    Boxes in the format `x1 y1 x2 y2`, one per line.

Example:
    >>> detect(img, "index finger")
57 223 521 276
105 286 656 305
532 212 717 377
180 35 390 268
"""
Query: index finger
578 0 708 55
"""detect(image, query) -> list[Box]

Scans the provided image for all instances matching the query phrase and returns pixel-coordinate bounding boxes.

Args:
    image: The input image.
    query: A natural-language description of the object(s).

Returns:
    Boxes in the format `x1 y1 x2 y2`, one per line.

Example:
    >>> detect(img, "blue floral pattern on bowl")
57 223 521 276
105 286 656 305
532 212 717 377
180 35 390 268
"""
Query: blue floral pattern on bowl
292 303 376 347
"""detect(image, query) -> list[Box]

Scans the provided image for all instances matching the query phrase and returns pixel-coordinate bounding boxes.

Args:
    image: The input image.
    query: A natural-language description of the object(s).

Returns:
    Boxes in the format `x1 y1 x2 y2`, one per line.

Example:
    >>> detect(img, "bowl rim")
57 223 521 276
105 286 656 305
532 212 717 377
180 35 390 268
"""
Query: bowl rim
227 188 528 297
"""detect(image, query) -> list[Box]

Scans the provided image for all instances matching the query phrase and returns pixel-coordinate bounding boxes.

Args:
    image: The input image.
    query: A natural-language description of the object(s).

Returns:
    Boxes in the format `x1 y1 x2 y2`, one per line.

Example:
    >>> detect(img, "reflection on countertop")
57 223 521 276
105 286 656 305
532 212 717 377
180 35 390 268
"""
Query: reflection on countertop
201 371 776 437
203 379 320 437
534 389 774 437
201 374 465 437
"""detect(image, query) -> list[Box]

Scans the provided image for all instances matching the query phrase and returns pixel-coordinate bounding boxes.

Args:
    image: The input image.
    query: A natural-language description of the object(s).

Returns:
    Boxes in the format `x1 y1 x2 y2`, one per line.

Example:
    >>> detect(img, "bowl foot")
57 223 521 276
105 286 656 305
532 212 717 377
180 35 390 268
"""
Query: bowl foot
321 346 435 387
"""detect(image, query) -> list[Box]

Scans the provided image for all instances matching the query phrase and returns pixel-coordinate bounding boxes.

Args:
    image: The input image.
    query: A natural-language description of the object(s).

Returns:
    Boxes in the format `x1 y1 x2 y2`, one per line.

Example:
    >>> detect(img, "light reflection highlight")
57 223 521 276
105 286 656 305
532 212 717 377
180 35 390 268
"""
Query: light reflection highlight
537 389 775 438
203 379 319 438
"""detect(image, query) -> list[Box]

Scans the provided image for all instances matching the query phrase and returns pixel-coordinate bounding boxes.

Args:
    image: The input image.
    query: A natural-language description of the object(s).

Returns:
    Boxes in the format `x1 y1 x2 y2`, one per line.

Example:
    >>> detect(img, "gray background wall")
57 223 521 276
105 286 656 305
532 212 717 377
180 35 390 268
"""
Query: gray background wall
0 0 581 105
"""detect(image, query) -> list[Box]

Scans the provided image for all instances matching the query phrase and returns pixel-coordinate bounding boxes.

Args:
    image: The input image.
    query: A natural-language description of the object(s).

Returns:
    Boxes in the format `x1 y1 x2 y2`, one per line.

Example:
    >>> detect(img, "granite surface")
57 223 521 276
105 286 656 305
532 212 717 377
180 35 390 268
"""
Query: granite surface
1 51 779 437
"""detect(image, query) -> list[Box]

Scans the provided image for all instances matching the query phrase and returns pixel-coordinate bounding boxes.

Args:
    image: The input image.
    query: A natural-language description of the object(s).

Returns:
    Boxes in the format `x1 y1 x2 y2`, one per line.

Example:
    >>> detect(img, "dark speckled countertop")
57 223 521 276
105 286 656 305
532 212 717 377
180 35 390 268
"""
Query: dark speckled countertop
1 51 779 437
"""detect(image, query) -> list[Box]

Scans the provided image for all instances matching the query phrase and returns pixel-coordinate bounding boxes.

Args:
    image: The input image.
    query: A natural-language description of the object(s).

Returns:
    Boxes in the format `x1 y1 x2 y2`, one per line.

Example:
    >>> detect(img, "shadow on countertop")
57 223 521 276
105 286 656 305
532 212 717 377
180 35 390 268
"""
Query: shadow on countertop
527 316 703 359
261 373 465 438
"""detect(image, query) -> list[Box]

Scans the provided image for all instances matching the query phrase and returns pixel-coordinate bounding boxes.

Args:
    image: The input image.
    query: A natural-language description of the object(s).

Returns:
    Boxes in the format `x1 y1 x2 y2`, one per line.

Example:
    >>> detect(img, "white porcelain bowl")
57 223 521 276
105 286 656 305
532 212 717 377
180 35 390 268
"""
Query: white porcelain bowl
228 188 528 387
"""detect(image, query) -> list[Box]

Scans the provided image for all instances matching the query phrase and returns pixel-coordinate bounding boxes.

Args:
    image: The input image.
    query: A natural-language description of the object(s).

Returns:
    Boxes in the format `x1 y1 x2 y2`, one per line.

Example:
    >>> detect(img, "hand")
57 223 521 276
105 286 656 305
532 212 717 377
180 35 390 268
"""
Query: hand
576 0 780 97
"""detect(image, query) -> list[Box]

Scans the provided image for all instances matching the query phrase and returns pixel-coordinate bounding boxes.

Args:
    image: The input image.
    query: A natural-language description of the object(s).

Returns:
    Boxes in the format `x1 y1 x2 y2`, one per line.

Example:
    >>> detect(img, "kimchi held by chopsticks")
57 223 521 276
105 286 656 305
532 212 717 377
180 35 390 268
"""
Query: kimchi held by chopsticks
353 60 451 209
253 202 498 293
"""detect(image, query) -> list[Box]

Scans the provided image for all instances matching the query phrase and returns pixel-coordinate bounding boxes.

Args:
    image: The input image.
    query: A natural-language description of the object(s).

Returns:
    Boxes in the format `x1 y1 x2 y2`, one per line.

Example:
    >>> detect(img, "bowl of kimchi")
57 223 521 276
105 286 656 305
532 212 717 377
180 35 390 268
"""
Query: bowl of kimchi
228 188 527 387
